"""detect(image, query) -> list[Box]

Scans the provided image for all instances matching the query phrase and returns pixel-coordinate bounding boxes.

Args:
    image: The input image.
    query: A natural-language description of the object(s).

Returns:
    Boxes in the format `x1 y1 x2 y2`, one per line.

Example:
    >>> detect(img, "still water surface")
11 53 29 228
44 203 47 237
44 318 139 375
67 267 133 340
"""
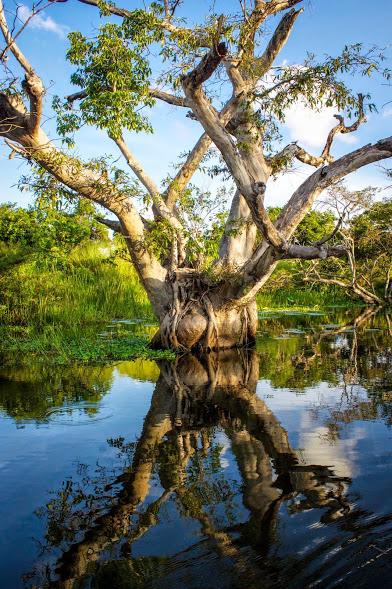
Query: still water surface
0 308 391 588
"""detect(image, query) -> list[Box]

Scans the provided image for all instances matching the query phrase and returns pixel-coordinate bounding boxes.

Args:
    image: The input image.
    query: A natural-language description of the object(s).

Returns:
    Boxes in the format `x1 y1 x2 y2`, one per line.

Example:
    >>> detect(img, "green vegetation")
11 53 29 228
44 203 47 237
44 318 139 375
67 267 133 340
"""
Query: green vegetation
300 190 392 305
0 201 171 365
257 284 354 311
0 198 378 366
0 234 351 365
0 240 152 328
0 239 176 365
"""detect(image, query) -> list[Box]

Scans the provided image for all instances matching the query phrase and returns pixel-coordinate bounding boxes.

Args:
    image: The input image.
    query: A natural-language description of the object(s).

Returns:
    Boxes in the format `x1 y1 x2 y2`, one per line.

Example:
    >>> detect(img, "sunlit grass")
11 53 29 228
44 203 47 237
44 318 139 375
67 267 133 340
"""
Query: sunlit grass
257 285 356 311
0 242 153 332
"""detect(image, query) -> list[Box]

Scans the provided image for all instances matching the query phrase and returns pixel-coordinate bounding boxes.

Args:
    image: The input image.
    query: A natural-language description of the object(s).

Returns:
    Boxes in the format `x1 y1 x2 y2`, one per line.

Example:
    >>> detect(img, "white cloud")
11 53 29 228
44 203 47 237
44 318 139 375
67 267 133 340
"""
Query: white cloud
284 100 358 149
18 5 69 39
265 165 307 207
382 106 392 118
264 162 388 209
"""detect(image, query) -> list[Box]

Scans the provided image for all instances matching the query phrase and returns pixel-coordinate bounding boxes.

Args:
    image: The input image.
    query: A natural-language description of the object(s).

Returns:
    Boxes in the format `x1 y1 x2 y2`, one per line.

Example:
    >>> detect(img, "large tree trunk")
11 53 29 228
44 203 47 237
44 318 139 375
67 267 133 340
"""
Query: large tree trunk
151 282 258 351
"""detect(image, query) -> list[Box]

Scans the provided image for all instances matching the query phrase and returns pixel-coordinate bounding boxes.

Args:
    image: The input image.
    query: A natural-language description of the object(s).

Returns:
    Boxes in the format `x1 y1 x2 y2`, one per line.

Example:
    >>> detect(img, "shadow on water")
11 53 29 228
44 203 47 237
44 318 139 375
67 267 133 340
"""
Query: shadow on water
1 308 392 588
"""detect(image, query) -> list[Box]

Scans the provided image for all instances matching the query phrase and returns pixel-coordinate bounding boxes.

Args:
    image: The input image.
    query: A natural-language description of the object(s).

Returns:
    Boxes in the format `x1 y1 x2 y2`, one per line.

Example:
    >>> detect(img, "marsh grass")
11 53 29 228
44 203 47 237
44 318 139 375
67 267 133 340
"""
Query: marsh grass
0 242 153 329
0 241 355 365
257 285 355 311
0 242 168 364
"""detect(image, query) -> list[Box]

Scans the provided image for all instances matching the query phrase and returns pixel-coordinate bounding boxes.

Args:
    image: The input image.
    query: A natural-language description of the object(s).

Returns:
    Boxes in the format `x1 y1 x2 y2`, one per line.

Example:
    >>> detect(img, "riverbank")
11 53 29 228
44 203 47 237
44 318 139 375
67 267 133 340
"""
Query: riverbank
0 242 358 365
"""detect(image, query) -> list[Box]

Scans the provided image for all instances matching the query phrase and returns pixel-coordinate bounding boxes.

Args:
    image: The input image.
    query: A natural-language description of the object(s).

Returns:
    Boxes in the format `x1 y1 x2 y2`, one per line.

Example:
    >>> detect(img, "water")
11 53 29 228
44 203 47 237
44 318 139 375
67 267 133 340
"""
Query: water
0 308 391 588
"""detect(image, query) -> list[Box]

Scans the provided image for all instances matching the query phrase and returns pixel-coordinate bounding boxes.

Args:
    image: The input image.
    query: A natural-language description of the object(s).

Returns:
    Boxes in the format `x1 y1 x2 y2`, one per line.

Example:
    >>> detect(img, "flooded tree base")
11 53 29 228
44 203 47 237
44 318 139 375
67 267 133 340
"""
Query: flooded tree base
151 298 259 351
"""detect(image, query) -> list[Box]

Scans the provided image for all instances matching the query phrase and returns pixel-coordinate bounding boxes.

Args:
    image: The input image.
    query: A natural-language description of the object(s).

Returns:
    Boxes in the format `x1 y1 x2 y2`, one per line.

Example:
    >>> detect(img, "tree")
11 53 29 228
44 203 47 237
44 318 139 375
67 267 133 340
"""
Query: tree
0 200 105 251
301 186 392 305
0 0 391 350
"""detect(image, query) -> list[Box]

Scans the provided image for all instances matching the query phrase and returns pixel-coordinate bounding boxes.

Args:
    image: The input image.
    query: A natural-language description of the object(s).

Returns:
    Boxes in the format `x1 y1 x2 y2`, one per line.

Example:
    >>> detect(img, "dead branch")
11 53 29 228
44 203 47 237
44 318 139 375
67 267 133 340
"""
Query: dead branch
0 0 44 135
269 94 367 171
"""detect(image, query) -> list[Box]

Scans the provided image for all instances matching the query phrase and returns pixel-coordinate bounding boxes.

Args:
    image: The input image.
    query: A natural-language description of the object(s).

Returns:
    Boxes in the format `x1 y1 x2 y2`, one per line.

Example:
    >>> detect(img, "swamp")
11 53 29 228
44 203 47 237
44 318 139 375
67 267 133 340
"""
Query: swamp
1 308 392 588
0 0 391 587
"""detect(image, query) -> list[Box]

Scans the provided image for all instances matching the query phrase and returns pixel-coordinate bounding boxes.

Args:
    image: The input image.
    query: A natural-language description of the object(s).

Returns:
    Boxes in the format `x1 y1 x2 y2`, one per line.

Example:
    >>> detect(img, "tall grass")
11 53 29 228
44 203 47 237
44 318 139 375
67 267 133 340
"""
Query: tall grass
0 242 165 363
0 241 356 364
0 242 153 333
257 285 355 310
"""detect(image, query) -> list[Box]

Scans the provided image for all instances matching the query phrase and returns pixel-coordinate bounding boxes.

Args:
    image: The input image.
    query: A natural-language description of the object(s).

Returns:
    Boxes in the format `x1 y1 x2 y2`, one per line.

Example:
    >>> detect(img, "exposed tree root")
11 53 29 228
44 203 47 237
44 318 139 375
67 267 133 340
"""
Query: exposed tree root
150 273 258 352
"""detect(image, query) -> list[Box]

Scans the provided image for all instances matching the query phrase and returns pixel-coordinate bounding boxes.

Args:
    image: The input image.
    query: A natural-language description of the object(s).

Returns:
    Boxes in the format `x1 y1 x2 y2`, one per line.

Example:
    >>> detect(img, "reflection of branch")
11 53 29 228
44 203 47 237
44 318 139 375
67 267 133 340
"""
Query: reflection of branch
53 383 174 588
292 306 379 377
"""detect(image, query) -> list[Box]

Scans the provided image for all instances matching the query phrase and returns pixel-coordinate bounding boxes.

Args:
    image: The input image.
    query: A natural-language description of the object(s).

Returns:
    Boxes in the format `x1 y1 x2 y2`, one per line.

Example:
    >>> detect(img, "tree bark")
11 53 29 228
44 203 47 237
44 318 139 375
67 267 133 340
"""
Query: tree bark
150 275 259 350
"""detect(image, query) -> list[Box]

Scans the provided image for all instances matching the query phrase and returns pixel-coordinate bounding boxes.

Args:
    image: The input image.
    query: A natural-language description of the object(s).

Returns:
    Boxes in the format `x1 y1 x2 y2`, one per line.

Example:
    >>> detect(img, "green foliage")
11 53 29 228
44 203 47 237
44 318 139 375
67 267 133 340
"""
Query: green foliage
0 331 173 365
176 184 229 266
351 198 392 260
257 44 383 136
0 241 152 328
54 22 156 141
0 240 176 365
0 203 39 247
49 3 387 152
257 282 353 311
268 207 335 245
0 200 105 267
289 188 392 302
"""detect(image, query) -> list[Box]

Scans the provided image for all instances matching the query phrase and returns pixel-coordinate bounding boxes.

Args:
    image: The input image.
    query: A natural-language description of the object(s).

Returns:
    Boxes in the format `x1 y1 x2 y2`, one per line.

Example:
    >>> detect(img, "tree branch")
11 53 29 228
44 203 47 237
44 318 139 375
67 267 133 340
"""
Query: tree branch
111 133 187 264
238 138 392 298
320 93 366 162
276 137 392 239
165 132 211 210
164 91 246 210
265 0 304 15
182 42 286 251
0 0 33 74
303 275 382 305
283 243 347 260
313 214 345 247
150 88 189 107
66 88 189 108
74 0 210 46
0 0 44 135
0 74 169 314
256 8 303 74
96 217 122 233
238 0 303 59
269 94 367 172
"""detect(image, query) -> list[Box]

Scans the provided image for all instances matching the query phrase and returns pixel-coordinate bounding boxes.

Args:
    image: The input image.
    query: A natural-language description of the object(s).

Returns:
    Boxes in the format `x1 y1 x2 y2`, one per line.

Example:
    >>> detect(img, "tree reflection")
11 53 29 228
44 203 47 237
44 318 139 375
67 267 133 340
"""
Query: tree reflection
0 364 114 422
15 309 392 588
28 349 357 589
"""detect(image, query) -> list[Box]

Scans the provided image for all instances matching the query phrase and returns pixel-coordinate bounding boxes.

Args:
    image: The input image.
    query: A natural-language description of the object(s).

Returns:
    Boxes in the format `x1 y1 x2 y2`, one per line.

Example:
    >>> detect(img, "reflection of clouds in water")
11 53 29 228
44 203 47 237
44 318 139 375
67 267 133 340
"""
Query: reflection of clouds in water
299 410 366 478
215 431 231 469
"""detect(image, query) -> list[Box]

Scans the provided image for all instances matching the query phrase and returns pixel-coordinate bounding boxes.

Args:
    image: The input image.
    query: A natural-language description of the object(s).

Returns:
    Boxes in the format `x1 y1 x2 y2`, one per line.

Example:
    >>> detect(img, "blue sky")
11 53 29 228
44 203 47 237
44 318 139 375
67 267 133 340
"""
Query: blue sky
1 0 391 208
